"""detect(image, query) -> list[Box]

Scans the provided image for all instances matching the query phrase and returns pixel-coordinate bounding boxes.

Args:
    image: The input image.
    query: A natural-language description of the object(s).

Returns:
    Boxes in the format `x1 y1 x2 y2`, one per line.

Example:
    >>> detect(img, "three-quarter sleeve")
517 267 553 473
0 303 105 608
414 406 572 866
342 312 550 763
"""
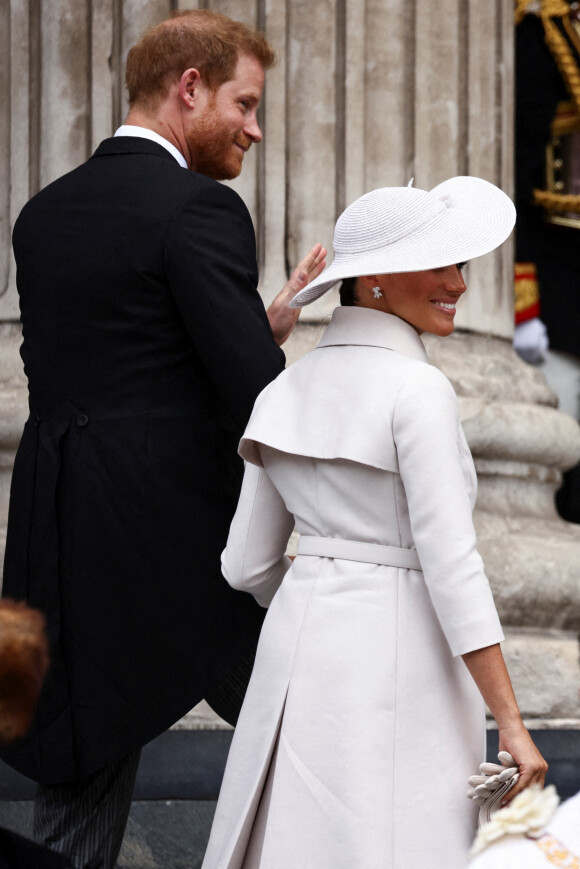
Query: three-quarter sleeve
393 363 504 657
221 462 295 608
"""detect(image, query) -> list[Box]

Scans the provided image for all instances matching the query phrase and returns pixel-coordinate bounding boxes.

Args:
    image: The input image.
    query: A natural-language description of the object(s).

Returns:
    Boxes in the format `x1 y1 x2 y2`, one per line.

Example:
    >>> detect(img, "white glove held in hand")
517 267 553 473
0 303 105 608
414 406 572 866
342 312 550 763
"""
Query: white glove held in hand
467 750 520 826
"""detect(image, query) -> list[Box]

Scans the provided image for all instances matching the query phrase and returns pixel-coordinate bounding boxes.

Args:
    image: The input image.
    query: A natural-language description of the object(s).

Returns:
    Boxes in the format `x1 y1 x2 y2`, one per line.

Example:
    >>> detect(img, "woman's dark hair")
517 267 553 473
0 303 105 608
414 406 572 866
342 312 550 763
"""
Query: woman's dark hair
339 277 358 306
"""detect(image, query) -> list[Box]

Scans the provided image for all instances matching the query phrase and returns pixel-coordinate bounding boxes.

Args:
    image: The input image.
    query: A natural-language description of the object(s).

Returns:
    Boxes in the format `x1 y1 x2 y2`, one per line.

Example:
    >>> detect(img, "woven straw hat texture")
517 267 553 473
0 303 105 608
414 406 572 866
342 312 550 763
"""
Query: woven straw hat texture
291 176 516 307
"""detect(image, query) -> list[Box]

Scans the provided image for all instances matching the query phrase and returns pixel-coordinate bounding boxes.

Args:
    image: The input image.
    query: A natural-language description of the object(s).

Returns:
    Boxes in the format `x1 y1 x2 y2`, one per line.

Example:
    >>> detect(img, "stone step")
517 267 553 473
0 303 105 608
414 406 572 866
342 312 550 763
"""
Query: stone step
1 728 578 804
0 728 578 868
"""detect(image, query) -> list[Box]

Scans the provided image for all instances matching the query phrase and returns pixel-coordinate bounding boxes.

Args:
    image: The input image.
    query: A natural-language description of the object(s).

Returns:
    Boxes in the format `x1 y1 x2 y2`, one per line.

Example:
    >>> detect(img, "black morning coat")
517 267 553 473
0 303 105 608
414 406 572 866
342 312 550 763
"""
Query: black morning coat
0 137 285 785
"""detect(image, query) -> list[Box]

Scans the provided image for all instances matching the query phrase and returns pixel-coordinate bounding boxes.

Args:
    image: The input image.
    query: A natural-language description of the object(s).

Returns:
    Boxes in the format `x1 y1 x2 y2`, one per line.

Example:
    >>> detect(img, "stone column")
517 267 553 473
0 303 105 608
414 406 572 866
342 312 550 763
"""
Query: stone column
1 0 579 729
277 0 580 726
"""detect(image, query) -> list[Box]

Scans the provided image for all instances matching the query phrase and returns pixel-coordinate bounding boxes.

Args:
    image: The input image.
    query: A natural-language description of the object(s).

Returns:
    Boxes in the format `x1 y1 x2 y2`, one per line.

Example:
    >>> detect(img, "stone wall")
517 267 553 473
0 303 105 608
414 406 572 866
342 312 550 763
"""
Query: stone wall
423 331 580 724
1 0 515 324
1 0 580 726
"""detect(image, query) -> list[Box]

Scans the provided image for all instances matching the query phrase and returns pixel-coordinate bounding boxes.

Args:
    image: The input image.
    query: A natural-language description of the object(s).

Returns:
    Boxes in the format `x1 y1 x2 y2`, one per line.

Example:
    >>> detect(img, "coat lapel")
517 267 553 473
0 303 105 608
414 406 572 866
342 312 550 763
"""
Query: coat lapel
316 306 428 362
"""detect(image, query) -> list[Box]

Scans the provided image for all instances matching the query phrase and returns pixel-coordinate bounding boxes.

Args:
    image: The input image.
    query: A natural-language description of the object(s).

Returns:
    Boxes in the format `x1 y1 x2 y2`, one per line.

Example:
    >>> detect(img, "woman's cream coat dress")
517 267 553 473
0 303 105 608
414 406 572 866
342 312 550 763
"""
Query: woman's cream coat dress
202 307 505 869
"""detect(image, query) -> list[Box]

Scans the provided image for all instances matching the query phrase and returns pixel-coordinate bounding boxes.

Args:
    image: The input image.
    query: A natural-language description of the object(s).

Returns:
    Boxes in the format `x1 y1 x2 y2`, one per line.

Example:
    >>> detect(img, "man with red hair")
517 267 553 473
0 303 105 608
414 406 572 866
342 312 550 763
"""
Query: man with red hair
1 10 324 867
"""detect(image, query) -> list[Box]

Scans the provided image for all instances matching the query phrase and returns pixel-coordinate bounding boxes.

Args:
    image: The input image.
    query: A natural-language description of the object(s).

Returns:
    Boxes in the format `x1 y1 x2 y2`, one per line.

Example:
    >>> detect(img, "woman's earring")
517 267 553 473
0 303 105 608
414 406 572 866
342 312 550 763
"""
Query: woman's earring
372 286 383 299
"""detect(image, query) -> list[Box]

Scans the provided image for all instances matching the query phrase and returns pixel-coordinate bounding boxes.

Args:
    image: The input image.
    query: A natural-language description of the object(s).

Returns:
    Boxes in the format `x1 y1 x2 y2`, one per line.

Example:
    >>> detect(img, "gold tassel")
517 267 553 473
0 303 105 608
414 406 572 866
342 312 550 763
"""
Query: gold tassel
540 1 580 117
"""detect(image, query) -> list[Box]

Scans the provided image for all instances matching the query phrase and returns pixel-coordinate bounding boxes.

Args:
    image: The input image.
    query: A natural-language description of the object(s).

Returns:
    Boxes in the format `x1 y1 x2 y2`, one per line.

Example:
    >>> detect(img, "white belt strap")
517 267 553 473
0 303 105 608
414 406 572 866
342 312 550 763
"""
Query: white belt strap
297 536 421 570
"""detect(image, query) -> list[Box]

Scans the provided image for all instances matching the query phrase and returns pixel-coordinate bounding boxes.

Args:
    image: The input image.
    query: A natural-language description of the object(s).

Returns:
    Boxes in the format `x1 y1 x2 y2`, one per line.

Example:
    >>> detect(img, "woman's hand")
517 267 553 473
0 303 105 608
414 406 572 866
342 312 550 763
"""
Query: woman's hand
266 243 327 345
497 721 548 805
462 643 548 804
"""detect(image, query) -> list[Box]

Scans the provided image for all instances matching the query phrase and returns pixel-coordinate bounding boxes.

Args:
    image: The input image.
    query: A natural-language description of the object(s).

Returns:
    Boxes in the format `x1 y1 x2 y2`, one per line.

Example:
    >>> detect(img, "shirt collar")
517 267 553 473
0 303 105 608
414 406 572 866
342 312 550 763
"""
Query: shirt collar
114 125 188 169
317 306 429 363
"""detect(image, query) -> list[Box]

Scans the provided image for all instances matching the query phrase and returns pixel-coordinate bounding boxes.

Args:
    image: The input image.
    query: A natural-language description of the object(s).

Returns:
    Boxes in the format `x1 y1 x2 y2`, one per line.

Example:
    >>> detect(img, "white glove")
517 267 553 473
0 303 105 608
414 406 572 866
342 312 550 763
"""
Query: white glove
467 750 520 826
513 318 549 364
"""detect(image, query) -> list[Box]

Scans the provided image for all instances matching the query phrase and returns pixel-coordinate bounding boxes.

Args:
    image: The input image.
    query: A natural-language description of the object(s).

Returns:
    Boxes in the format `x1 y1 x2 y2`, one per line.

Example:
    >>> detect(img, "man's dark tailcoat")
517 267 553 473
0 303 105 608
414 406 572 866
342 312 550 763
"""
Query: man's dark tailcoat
1 136 285 784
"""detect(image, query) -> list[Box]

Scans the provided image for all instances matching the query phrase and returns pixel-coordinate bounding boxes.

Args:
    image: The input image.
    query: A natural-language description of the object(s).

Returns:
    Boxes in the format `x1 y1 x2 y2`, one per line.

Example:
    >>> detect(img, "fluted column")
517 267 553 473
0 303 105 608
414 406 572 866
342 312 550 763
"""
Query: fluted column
1 0 579 728
277 0 580 725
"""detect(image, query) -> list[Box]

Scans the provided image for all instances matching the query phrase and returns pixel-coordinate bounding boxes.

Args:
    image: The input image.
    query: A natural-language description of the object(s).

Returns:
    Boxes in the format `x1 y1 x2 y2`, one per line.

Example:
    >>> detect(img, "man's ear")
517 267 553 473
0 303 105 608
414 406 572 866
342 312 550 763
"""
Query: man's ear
178 68 202 109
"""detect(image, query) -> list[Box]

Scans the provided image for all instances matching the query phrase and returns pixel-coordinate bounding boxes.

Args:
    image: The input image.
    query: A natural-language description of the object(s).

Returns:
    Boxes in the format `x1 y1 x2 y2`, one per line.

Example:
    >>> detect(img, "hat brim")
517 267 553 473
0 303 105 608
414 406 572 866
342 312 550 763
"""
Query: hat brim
290 176 516 307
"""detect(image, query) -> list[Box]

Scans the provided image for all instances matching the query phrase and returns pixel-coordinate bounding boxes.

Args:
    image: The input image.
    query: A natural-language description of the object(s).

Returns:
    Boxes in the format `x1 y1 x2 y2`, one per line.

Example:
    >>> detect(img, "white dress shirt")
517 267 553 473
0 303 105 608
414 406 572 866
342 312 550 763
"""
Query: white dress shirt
114 125 188 169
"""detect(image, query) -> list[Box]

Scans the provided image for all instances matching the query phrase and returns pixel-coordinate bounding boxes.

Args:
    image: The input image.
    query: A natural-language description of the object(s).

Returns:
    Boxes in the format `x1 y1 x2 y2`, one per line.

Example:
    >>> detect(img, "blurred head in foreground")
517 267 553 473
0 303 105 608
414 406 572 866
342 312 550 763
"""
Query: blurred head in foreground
0 599 49 743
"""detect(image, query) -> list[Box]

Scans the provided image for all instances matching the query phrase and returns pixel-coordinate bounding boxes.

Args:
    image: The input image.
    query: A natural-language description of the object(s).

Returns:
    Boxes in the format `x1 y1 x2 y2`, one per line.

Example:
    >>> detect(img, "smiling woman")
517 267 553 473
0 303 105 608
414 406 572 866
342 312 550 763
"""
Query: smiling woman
354 263 467 336
291 177 516 310
201 176 548 869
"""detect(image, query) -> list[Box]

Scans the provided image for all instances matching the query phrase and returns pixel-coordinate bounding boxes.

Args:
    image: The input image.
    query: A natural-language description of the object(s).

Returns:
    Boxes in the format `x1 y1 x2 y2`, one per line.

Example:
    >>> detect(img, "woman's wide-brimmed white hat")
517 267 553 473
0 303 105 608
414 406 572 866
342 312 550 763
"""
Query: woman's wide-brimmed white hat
290 176 516 307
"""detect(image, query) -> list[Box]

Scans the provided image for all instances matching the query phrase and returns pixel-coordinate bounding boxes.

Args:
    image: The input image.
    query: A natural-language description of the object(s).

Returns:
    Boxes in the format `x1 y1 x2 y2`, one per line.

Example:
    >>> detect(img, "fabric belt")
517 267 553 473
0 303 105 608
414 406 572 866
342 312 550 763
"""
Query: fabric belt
297 536 421 570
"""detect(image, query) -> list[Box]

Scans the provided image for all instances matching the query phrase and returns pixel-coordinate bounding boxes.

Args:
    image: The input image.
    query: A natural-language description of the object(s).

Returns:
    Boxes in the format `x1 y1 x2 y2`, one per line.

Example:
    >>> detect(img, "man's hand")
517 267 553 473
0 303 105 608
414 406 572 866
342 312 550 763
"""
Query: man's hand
266 243 327 346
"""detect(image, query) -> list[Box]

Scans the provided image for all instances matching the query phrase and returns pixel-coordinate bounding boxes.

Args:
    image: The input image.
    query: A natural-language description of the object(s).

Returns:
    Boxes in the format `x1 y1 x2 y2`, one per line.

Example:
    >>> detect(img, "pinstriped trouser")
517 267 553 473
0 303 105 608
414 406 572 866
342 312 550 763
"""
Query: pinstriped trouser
30 651 255 868
33 749 141 869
